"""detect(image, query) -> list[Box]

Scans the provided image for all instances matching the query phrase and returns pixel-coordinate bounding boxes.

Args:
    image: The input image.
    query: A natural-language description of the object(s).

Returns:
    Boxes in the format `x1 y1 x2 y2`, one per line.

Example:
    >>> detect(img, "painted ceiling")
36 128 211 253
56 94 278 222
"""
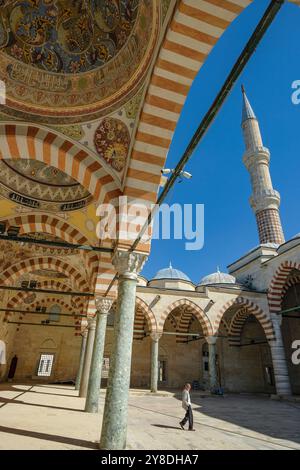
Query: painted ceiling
0 159 93 211
0 0 159 122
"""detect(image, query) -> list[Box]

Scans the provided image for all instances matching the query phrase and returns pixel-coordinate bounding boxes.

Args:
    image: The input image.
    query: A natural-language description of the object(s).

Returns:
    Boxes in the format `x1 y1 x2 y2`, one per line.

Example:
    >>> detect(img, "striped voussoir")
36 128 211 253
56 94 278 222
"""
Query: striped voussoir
281 274 300 299
268 261 300 314
214 297 275 345
133 297 157 340
176 305 200 343
94 251 118 298
123 0 300 247
4 295 80 328
0 124 121 204
158 298 213 336
0 214 100 284
0 256 90 292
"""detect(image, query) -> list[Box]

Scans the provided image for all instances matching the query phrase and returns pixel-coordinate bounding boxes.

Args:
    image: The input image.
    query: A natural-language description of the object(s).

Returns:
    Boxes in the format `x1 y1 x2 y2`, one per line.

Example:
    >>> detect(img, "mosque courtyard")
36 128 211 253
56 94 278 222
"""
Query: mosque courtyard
0 383 299 451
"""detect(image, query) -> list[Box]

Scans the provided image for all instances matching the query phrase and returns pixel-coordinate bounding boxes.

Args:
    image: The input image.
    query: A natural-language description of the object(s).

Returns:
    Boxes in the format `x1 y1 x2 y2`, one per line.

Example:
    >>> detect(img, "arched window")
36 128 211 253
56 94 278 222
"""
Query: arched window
48 304 61 323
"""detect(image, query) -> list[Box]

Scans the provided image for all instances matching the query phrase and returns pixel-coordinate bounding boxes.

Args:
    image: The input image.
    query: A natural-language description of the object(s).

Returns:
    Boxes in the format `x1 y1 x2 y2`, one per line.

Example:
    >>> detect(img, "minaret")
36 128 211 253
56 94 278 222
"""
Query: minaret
241 86 285 245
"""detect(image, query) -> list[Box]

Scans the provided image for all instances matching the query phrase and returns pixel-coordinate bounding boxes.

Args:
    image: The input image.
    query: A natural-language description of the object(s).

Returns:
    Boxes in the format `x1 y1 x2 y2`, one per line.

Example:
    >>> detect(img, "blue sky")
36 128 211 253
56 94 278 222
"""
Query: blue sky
142 0 300 283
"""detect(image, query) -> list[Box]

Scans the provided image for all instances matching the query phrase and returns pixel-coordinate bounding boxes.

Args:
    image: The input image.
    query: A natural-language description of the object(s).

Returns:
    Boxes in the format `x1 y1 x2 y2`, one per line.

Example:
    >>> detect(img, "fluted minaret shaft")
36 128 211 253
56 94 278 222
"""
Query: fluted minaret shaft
241 87 284 245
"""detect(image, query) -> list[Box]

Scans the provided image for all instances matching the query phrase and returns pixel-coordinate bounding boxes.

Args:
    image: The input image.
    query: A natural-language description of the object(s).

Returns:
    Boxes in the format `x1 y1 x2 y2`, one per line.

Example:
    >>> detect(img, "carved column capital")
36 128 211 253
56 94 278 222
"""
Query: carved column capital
205 335 218 345
95 298 114 315
150 332 162 342
271 313 283 328
87 316 97 330
112 250 148 280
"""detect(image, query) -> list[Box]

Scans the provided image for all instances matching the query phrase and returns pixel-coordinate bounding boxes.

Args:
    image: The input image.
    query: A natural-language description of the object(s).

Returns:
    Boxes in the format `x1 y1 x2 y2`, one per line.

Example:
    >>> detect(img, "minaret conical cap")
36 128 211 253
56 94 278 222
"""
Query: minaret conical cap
241 85 257 124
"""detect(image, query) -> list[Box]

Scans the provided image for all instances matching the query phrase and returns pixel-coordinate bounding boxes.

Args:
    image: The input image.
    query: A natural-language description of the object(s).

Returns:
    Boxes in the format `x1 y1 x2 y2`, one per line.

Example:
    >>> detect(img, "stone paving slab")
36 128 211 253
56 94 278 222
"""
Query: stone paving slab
0 383 299 450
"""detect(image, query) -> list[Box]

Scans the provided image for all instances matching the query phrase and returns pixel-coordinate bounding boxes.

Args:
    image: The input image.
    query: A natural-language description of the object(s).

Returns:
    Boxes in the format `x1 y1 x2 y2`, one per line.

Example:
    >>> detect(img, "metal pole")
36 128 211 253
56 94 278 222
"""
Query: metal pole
0 233 113 253
0 307 85 318
7 321 75 328
0 285 93 296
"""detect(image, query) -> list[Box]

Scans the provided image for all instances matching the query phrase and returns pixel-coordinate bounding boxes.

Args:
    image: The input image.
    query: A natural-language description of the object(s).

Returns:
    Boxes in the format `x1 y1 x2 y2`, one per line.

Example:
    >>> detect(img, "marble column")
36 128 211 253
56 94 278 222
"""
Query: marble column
206 336 218 392
270 314 291 396
75 329 88 390
100 250 147 450
85 298 113 413
150 333 160 393
79 316 97 398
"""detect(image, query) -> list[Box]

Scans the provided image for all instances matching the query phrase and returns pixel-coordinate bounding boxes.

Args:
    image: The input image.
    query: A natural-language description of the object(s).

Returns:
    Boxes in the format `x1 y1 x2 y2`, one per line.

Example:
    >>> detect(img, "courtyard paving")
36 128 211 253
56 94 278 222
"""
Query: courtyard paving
0 383 299 450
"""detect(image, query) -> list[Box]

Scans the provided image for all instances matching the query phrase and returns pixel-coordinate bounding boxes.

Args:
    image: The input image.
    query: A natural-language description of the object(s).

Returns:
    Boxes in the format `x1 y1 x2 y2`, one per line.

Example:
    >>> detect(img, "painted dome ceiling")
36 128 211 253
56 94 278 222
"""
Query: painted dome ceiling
0 0 159 123
0 159 92 211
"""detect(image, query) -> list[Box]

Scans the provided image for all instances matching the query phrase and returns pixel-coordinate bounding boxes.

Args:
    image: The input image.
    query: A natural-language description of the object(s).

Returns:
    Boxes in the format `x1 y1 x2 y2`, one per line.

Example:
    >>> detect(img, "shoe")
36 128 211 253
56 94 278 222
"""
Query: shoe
179 422 184 430
188 428 196 431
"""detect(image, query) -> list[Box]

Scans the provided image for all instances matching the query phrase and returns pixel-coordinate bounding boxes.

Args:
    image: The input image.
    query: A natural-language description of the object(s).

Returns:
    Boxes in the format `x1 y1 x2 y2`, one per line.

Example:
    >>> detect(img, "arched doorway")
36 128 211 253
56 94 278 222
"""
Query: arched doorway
218 302 276 394
159 301 212 389
281 270 300 394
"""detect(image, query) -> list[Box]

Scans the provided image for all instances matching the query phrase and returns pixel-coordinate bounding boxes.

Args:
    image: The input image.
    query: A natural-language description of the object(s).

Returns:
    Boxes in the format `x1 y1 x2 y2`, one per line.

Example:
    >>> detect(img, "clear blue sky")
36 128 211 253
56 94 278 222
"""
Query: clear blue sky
142 0 300 284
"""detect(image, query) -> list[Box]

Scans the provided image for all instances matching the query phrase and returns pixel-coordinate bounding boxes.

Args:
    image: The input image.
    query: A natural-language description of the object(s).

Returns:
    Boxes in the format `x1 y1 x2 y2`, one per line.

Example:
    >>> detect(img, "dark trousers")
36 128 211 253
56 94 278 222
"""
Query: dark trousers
180 405 193 429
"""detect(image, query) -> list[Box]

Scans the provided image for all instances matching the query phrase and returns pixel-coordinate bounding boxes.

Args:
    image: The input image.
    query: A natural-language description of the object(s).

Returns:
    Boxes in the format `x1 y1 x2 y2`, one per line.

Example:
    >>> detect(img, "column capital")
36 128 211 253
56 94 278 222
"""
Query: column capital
150 332 162 342
82 329 88 338
205 335 218 345
112 250 148 280
87 316 97 330
95 297 113 315
271 313 283 327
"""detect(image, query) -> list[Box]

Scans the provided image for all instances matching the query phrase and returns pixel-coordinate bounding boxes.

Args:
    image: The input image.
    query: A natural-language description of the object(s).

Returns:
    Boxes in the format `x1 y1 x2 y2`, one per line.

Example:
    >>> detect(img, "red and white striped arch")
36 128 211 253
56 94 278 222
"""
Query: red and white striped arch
215 296 275 344
124 0 300 250
268 261 300 314
0 214 100 283
0 256 90 292
0 123 121 205
3 294 81 328
1 214 89 245
159 298 213 336
133 297 157 340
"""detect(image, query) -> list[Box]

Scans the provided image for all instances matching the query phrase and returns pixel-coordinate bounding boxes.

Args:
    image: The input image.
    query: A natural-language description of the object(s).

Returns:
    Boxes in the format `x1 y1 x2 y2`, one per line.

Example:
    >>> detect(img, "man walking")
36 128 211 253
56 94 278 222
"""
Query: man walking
179 383 195 431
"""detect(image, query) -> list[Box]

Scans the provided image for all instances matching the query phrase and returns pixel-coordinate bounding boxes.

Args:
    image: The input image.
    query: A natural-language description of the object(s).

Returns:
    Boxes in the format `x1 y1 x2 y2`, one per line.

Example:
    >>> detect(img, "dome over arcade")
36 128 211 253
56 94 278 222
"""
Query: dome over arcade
152 263 191 282
0 0 159 123
198 270 236 286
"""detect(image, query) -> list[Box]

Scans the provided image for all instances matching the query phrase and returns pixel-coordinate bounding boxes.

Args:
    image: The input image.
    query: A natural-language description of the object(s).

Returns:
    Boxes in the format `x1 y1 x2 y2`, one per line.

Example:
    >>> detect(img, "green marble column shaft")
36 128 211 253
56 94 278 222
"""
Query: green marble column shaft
79 317 96 398
75 330 87 391
206 336 218 391
99 251 147 450
150 334 160 393
85 299 113 413
270 314 291 396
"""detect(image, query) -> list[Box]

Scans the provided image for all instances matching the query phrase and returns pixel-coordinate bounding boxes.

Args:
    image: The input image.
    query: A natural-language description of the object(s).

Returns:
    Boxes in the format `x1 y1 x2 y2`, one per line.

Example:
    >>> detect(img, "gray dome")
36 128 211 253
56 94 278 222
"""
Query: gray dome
152 263 191 282
198 271 236 286
292 233 300 239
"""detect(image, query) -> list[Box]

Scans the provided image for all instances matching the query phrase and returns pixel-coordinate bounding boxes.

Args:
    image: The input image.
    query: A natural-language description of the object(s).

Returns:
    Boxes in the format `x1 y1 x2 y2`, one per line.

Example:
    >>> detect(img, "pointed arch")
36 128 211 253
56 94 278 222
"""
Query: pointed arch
0 213 100 283
159 298 213 336
133 297 157 340
0 256 90 292
0 123 121 204
215 296 275 344
268 261 300 313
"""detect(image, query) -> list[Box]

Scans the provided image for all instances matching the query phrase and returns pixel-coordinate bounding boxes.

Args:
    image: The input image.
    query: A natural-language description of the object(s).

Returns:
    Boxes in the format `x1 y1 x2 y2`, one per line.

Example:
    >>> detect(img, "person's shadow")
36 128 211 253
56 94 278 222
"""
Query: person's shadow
152 424 182 431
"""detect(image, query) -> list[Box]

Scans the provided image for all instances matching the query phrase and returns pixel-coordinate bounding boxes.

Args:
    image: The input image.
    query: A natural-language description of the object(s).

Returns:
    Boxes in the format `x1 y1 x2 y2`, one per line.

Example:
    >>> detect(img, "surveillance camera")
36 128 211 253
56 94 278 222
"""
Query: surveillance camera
161 168 173 175
181 171 192 179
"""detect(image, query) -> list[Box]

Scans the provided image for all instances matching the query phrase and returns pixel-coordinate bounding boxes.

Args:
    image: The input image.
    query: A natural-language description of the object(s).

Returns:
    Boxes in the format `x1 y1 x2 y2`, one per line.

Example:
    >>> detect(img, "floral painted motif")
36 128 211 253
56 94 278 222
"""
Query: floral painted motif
94 118 130 172
2 0 139 73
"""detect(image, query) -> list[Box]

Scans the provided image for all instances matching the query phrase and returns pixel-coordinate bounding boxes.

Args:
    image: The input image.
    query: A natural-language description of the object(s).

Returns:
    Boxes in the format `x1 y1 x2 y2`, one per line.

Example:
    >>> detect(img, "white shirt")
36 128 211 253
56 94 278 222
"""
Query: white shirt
0 340 6 365
182 389 191 410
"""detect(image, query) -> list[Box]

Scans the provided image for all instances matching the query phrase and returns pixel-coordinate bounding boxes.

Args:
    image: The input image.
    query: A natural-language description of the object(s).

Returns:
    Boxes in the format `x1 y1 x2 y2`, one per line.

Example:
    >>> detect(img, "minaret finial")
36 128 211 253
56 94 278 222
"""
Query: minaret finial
169 261 172 269
241 86 256 124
